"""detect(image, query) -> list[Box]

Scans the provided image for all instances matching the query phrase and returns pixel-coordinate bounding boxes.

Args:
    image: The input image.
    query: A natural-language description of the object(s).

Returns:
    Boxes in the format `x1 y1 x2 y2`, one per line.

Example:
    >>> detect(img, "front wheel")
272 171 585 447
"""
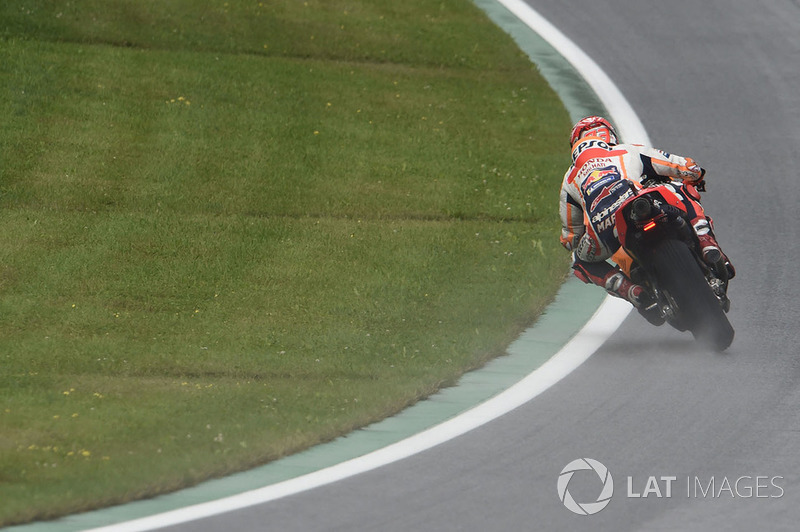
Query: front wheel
650 240 734 351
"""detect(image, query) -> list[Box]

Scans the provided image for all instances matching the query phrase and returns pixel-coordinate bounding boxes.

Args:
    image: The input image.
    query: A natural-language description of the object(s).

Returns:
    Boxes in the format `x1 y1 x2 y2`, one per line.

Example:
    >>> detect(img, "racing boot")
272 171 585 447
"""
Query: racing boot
692 218 736 279
604 271 665 326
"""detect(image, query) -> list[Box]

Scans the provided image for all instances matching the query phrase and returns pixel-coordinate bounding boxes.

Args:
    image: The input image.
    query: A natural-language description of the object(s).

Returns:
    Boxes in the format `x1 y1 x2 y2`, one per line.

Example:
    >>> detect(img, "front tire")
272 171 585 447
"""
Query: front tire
651 240 734 351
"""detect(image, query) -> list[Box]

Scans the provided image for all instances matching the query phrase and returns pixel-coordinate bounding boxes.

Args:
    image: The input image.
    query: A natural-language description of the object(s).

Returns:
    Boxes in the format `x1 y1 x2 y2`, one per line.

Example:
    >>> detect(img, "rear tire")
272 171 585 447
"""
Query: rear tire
651 240 734 351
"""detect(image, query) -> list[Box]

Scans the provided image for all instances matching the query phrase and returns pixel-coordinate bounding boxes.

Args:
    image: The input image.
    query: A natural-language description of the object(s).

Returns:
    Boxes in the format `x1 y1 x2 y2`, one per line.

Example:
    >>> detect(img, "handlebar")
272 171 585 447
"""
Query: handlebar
641 175 707 192
641 175 672 188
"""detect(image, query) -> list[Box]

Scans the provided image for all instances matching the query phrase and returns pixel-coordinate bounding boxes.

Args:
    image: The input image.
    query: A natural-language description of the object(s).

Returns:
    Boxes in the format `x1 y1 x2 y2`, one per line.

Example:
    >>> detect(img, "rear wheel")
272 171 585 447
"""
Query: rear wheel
651 240 734 351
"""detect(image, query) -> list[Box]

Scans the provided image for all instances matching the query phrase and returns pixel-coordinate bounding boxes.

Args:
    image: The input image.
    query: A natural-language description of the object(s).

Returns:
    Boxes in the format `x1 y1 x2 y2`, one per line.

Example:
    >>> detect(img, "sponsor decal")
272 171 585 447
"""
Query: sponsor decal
572 139 610 162
590 189 633 224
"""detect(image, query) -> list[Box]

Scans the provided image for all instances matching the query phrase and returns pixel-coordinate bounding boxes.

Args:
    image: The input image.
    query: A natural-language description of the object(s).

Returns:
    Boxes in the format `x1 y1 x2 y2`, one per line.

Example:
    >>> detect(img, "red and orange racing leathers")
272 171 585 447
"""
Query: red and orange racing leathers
559 136 705 264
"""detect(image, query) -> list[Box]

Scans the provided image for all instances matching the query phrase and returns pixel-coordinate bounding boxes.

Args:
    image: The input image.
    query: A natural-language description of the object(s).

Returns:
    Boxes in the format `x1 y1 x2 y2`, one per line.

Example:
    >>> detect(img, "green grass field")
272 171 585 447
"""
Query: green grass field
0 0 572 525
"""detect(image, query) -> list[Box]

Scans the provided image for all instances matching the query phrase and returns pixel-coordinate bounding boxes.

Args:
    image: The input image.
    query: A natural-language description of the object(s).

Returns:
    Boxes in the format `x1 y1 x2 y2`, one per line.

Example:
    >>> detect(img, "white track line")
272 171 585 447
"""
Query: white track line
494 0 650 144
88 298 630 532
88 2 642 530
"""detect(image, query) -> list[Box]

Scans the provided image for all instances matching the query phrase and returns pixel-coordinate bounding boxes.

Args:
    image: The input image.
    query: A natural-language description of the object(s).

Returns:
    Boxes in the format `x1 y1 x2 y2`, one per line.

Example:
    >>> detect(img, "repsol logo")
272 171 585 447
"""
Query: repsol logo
572 138 611 162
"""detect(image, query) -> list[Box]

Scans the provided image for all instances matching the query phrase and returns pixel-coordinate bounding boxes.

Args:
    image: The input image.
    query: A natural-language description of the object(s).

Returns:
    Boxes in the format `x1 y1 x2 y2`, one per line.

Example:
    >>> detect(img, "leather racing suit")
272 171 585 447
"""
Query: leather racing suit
559 136 714 308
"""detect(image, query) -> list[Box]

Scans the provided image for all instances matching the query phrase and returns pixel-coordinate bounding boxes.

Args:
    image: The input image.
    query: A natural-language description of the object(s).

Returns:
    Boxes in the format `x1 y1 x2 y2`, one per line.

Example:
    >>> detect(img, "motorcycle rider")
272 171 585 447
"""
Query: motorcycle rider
559 116 734 319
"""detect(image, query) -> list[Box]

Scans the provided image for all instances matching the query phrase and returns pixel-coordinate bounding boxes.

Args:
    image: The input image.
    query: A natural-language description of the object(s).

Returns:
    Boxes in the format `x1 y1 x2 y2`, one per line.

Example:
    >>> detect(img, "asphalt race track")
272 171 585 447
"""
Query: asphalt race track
151 1 800 530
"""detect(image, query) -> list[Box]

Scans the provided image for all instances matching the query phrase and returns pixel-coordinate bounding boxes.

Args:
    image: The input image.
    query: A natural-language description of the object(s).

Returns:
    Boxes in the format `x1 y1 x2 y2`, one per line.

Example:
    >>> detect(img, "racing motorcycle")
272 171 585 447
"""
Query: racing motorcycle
611 178 734 351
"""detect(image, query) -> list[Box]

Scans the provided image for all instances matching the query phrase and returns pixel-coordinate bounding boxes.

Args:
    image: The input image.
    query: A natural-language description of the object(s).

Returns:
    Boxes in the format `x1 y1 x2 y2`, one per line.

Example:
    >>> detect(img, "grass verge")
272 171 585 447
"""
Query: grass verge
0 0 572 525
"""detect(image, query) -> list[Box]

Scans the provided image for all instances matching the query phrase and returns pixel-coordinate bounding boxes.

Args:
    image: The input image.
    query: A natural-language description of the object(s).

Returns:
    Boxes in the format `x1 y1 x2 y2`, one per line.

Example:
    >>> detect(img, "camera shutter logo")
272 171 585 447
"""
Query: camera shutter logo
557 458 614 515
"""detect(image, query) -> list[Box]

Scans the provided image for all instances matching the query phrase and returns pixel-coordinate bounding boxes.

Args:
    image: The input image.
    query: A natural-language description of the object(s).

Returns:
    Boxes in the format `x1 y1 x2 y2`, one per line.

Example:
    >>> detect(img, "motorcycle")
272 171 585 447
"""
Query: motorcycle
611 178 734 351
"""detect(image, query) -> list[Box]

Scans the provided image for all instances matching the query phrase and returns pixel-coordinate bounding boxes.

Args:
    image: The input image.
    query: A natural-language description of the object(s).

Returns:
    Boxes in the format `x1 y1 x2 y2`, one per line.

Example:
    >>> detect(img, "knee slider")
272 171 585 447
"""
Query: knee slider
604 272 625 293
